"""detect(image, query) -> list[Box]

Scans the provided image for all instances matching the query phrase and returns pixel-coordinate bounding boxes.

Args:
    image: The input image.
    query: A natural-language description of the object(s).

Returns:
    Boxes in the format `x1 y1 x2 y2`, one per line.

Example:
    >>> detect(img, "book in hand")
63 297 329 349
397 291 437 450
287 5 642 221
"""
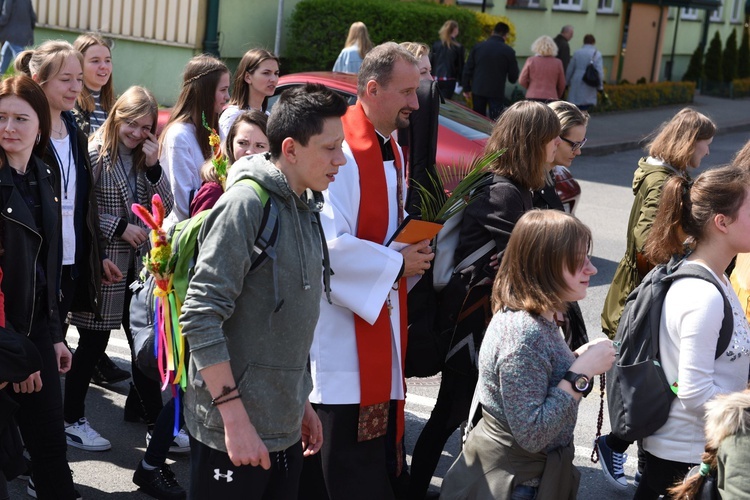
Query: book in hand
386 215 443 246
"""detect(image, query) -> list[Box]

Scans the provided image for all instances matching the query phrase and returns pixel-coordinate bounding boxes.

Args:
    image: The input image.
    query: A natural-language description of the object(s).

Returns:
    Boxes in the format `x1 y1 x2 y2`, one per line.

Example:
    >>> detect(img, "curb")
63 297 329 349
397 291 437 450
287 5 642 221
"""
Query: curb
585 122 750 157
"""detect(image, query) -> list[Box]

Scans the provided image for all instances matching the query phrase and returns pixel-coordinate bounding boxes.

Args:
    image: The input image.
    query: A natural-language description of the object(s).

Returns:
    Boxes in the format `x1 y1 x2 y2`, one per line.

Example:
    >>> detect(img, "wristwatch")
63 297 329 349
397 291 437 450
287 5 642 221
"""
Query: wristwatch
563 371 592 397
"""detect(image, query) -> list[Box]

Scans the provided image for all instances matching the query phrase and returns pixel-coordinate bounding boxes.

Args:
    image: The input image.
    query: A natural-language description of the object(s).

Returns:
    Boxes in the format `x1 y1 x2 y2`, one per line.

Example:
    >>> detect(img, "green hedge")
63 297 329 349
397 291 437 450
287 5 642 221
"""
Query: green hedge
593 81 695 113
285 0 515 73
730 77 750 98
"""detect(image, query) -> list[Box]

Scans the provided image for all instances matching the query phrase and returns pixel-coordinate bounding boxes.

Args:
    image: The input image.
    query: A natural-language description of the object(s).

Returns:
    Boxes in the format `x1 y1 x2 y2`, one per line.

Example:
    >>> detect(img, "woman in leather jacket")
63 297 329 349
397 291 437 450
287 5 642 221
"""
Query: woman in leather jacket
0 75 80 499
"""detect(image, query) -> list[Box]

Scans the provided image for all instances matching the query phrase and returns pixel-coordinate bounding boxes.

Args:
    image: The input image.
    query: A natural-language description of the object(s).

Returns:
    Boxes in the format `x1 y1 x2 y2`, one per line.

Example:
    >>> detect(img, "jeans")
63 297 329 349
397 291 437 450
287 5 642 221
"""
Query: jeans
511 484 538 500
144 396 184 467
0 42 23 75
63 327 111 422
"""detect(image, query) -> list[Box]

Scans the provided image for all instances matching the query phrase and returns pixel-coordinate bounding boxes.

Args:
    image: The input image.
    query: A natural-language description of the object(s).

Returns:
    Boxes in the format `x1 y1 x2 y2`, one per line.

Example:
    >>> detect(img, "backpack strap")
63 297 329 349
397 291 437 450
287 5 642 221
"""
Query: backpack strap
232 178 283 311
664 264 734 359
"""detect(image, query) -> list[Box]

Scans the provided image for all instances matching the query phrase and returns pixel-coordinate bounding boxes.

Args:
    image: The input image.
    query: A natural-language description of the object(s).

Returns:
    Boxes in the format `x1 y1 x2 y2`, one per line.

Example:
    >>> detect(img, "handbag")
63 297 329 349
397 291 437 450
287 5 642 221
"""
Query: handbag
681 465 719 500
582 51 601 88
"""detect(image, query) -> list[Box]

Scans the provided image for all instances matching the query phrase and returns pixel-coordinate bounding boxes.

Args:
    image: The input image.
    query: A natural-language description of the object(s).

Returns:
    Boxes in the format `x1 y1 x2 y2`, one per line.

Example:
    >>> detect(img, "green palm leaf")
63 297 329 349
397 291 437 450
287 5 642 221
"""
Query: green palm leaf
413 150 503 223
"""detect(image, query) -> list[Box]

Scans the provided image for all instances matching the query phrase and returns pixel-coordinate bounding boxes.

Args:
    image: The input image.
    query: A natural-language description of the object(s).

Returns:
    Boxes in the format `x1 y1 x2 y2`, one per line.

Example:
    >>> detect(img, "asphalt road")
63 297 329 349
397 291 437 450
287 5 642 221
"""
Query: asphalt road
6 130 748 499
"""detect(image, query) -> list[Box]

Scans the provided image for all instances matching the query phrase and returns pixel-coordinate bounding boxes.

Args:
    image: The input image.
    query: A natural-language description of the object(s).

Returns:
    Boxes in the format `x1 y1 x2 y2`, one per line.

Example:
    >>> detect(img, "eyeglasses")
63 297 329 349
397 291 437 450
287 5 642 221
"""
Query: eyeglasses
560 136 587 152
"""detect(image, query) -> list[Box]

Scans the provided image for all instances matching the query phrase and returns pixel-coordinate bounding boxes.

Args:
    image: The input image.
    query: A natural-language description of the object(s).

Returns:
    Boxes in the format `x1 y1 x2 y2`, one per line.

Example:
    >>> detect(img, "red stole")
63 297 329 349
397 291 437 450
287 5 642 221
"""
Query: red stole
341 102 408 459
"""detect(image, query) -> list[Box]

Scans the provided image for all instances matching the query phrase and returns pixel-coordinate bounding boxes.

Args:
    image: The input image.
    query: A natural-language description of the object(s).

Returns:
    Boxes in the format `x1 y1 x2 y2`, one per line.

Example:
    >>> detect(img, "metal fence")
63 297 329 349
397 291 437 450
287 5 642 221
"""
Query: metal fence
32 0 205 48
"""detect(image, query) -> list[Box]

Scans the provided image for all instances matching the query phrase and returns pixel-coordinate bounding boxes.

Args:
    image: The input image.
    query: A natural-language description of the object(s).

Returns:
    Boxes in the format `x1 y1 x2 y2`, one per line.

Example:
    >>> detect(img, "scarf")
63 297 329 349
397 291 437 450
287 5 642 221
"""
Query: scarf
341 102 408 468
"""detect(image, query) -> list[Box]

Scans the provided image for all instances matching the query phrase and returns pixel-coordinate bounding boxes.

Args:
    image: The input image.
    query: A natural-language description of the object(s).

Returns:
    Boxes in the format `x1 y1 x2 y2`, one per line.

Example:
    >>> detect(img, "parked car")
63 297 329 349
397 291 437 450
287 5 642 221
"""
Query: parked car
157 72 581 213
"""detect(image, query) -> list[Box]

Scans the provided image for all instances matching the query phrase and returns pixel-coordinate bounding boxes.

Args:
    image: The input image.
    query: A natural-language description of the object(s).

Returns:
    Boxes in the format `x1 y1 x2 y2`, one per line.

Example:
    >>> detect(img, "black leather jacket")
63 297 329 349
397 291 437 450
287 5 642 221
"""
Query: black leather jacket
0 156 63 340
43 112 104 317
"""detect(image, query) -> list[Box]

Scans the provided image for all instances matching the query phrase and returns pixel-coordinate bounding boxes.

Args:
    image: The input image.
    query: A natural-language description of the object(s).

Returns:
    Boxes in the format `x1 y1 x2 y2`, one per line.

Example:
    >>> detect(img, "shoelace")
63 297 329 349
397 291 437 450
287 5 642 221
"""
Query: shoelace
159 465 179 488
612 452 628 476
78 420 103 440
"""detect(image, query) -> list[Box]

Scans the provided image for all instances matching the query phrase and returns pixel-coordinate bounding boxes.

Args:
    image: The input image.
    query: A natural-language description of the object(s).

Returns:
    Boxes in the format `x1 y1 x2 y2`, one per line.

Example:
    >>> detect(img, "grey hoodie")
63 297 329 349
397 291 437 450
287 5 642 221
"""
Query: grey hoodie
180 153 326 453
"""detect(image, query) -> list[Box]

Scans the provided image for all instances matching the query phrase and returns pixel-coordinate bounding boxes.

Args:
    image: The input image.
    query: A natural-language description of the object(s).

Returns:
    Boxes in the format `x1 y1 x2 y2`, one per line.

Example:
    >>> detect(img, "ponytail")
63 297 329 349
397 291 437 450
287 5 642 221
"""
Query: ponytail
644 175 690 264
14 50 34 77
667 449 717 499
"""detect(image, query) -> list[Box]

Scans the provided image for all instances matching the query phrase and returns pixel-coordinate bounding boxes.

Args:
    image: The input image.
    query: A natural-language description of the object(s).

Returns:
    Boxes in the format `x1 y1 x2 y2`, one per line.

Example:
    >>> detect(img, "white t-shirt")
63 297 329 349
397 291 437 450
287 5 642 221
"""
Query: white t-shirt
644 261 750 463
52 135 77 265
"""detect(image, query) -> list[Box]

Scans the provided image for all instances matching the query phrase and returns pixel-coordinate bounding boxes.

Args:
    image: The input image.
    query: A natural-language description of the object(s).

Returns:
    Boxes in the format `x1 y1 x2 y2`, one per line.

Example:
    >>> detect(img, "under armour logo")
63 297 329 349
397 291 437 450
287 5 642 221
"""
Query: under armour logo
213 469 234 482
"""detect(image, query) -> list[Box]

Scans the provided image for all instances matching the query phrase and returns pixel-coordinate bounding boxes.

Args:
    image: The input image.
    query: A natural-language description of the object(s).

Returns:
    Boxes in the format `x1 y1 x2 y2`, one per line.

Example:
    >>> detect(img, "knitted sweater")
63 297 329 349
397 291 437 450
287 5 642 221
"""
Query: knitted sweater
479 308 579 453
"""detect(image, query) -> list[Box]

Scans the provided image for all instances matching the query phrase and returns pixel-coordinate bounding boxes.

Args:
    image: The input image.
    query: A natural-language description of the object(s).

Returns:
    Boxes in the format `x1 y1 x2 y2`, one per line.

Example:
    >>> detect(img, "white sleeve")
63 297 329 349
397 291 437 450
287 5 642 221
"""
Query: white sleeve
160 125 202 223
219 105 242 141
321 150 404 325
663 277 725 411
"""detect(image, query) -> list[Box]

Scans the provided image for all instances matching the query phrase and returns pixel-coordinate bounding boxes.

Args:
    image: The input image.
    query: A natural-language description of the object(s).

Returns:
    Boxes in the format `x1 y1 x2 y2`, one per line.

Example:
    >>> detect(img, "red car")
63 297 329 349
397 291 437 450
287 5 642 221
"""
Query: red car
158 72 581 213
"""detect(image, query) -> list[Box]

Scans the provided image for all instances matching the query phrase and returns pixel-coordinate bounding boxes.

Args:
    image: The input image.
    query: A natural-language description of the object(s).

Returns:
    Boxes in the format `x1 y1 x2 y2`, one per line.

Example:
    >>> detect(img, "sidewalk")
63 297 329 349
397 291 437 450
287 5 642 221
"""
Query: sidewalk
585 93 750 156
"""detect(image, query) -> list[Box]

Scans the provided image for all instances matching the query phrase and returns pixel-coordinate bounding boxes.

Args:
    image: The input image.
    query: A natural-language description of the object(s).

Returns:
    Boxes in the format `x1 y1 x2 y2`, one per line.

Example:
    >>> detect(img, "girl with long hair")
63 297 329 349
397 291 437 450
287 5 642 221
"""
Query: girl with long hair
332 21 373 74
633 165 750 499
159 54 229 225
64 86 173 458
218 48 278 139
0 74 80 499
430 20 463 99
72 32 114 135
190 109 268 216
597 108 717 490
440 210 615 499
408 100 563 499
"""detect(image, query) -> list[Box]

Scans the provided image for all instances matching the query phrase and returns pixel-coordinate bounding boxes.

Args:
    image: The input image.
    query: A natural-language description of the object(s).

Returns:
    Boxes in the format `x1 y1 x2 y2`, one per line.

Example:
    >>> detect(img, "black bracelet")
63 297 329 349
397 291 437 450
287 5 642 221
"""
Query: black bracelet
210 385 238 406
211 392 242 407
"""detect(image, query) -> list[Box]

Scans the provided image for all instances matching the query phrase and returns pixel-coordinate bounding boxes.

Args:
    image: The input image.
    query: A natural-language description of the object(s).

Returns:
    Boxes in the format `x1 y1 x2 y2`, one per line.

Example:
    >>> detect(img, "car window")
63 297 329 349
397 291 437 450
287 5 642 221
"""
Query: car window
438 100 492 140
267 86 357 112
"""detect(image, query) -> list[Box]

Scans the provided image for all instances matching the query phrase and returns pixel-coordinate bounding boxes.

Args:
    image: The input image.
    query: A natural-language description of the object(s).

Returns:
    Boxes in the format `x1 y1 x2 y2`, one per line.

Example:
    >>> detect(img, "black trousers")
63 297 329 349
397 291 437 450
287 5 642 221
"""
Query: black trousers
189 436 303 500
436 80 455 100
8 299 77 499
633 450 695 499
64 267 163 423
299 403 395 500
409 368 477 498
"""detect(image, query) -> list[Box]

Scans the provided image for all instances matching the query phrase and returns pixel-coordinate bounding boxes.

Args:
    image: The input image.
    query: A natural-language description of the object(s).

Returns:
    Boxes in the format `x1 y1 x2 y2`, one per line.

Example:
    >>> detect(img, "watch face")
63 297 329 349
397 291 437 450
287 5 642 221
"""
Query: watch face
575 376 590 392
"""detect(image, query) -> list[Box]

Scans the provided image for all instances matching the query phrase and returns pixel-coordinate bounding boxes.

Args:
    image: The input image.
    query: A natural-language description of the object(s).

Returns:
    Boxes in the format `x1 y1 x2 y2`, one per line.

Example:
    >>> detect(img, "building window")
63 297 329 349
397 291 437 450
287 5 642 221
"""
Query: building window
598 0 614 12
730 0 742 21
554 0 583 10
505 0 540 7
681 7 699 19
710 1 724 20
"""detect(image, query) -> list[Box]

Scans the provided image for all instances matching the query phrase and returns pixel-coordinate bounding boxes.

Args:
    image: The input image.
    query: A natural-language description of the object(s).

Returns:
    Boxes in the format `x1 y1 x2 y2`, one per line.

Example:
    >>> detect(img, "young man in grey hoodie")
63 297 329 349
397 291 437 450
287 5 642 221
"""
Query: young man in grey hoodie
180 83 348 499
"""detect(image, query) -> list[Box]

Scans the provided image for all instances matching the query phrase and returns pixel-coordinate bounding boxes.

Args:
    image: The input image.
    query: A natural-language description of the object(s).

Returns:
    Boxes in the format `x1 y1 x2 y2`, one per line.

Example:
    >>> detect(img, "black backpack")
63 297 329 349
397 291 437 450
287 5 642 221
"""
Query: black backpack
606 258 733 442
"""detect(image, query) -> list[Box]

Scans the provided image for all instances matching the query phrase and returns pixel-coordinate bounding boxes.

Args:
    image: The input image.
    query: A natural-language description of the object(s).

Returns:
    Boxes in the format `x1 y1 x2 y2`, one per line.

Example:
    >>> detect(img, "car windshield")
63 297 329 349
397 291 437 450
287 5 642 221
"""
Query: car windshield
269 84 491 141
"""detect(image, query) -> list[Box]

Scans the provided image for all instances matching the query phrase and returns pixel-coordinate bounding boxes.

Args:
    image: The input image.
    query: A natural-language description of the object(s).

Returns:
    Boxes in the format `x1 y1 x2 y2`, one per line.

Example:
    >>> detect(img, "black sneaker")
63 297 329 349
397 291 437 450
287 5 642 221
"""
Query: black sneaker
27 476 82 499
595 435 628 489
133 462 186 500
91 353 130 386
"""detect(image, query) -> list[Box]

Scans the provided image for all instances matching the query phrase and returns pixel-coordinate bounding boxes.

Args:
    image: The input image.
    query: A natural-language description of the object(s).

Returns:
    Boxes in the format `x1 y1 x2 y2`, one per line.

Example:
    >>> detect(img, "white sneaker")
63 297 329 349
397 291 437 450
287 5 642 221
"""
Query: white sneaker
65 418 111 451
146 427 190 454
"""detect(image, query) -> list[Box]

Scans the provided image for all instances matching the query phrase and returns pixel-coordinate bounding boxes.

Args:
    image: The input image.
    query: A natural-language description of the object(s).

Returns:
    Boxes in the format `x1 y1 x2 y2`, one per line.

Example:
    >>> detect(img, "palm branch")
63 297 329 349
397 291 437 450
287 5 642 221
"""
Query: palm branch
413 150 503 223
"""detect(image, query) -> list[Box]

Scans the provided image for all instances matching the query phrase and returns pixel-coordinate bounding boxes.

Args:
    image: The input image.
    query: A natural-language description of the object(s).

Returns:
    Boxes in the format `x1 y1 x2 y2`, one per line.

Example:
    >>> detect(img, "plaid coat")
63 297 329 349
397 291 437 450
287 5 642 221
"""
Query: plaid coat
70 140 173 331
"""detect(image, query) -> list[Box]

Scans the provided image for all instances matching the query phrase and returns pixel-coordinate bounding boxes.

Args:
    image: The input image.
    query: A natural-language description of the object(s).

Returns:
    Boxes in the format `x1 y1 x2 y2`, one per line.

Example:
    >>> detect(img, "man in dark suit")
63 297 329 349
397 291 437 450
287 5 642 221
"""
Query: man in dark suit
461 22 519 120
554 25 574 75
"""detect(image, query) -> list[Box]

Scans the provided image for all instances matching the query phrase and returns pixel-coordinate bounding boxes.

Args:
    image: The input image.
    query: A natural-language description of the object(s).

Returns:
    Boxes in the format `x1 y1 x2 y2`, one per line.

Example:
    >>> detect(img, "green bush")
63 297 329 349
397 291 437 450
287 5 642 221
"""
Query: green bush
593 81 695 113
731 77 750 97
285 0 515 73
703 31 723 84
722 29 738 83
682 44 704 82
739 27 750 79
